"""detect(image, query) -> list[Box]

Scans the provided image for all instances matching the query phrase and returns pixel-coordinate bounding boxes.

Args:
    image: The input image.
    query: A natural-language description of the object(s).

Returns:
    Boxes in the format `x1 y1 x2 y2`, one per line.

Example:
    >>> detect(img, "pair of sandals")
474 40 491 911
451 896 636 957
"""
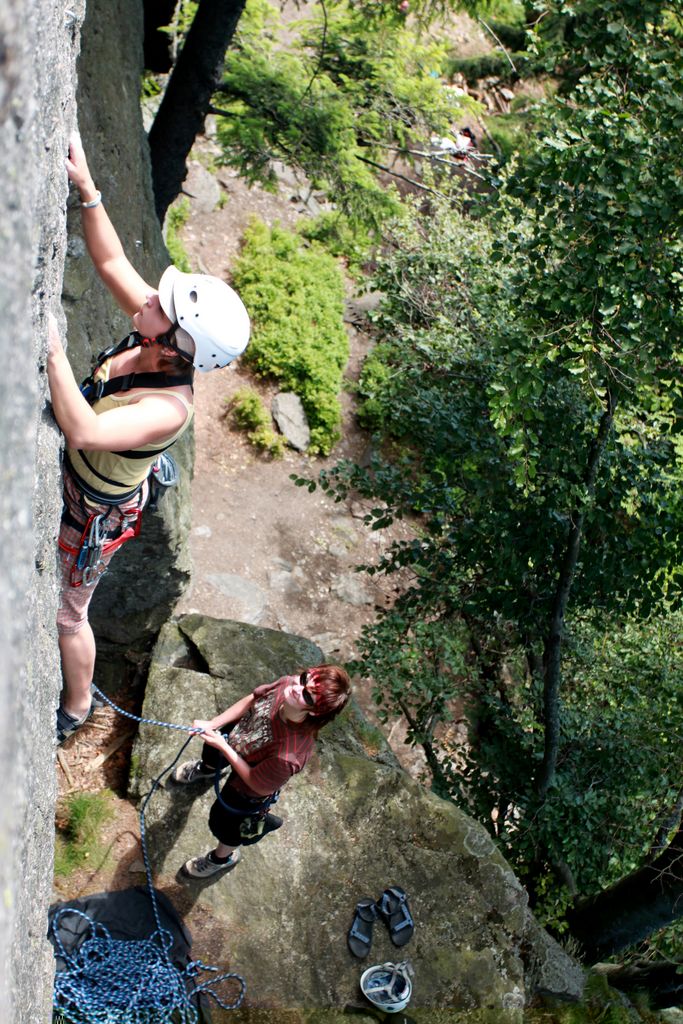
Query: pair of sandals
348 886 414 959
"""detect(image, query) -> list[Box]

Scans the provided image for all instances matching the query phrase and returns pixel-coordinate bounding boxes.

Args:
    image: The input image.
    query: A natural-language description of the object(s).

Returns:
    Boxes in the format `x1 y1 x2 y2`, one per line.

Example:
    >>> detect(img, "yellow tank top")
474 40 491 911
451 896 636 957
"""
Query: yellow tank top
67 356 194 503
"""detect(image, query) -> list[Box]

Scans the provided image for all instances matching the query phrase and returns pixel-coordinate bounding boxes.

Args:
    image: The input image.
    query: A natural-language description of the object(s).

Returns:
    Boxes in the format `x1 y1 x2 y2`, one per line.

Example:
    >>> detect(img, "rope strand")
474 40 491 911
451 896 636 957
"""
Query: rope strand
51 686 247 1022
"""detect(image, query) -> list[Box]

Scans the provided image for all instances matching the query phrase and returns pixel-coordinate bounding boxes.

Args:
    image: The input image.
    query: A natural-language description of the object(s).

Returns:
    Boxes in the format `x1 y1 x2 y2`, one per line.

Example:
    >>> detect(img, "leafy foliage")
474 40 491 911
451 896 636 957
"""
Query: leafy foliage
228 387 286 458
214 0 470 236
164 197 192 272
312 0 683 937
232 219 348 454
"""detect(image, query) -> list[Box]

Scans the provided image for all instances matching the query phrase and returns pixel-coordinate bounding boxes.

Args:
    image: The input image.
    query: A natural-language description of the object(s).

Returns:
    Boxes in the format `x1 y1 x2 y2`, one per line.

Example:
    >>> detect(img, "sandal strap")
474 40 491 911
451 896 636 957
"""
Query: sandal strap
380 888 414 929
349 922 372 945
355 900 378 922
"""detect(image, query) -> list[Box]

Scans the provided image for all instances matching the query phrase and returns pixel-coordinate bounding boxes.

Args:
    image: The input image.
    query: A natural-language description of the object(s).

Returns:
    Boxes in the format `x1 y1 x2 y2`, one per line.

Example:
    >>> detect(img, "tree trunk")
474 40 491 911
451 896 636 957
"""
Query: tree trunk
142 0 177 72
596 961 683 1009
566 820 683 961
536 389 616 799
148 0 246 223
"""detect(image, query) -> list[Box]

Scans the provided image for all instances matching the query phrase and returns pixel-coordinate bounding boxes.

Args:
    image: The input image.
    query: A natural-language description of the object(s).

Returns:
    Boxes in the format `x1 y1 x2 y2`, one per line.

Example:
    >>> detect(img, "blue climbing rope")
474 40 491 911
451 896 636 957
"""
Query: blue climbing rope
51 686 247 1023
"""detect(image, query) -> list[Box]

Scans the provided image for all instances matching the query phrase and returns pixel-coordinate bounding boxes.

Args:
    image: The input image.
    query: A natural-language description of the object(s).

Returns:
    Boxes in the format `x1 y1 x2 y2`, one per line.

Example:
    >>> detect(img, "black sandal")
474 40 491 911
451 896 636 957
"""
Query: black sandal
378 886 414 947
347 898 379 958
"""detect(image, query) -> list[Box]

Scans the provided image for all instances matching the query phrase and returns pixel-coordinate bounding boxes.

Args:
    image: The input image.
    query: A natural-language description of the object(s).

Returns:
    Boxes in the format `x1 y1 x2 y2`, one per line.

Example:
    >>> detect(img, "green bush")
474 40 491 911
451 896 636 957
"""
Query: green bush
54 791 115 878
165 197 192 272
229 387 286 458
445 52 529 85
298 211 372 277
233 220 348 454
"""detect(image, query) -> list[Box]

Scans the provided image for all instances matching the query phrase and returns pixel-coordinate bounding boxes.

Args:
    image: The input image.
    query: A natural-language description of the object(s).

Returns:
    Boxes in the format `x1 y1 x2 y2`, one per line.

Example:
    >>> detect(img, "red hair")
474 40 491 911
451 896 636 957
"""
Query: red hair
305 664 350 728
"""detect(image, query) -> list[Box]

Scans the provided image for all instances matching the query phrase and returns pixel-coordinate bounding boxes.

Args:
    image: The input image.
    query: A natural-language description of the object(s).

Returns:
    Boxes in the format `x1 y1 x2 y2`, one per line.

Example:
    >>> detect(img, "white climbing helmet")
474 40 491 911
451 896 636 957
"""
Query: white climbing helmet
360 961 414 1014
158 265 250 372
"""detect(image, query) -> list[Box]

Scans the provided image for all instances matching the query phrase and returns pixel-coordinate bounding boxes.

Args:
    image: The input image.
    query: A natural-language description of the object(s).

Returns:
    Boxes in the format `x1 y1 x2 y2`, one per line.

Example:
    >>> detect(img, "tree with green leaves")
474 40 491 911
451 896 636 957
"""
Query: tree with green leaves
147 0 478 229
303 0 683 959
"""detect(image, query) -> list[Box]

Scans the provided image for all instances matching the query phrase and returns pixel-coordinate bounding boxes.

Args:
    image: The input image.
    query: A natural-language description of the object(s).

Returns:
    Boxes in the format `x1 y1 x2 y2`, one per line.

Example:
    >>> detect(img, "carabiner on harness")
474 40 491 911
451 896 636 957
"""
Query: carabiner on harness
148 452 180 511
61 506 143 588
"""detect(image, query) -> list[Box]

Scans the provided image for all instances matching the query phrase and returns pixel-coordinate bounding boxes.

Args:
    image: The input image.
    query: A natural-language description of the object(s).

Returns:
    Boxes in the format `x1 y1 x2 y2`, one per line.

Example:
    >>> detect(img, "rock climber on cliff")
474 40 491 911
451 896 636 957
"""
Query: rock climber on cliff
48 134 250 745
173 665 350 879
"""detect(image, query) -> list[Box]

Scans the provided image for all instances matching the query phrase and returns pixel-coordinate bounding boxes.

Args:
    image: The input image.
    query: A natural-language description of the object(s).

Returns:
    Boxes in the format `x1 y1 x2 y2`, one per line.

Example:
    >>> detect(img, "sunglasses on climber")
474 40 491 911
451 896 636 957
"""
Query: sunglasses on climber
299 671 316 707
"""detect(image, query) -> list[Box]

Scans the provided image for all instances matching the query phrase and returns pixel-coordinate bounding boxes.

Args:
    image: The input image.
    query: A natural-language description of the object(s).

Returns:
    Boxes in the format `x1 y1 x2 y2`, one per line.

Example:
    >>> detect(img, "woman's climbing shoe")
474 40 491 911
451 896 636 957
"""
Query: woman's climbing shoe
172 759 216 784
348 898 379 959
378 887 414 947
181 849 241 879
56 704 94 745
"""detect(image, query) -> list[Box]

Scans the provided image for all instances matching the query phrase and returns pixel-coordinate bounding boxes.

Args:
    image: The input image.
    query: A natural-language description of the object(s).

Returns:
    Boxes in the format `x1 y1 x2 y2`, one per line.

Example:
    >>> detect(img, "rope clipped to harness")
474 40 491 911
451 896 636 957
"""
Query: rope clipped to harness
51 688 247 1022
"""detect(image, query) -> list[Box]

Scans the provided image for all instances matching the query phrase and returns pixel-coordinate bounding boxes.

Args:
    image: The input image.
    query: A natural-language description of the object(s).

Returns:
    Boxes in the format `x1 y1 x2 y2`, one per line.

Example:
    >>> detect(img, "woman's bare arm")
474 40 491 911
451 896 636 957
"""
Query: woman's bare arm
66 134 151 315
192 694 255 734
47 316 187 449
200 729 275 796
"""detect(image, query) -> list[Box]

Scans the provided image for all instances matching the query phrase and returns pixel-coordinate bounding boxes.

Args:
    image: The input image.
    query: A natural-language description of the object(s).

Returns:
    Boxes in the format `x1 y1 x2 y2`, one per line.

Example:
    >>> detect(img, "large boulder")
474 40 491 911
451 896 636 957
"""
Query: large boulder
131 614 584 1019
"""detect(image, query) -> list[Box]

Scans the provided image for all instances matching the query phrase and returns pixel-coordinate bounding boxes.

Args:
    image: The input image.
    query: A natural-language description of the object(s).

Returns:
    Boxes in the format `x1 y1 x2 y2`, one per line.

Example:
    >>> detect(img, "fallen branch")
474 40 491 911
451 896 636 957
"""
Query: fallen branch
56 749 74 788
86 731 136 773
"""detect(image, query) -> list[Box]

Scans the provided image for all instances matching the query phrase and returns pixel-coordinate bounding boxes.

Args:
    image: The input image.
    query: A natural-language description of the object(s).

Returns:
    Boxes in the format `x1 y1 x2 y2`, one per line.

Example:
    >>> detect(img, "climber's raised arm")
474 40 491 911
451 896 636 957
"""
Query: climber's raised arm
66 133 150 316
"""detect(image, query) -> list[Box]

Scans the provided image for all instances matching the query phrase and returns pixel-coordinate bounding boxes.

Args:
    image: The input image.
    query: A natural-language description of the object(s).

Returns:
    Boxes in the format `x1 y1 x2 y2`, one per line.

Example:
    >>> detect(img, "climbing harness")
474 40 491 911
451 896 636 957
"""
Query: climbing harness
59 504 143 588
360 960 414 1014
51 687 247 1023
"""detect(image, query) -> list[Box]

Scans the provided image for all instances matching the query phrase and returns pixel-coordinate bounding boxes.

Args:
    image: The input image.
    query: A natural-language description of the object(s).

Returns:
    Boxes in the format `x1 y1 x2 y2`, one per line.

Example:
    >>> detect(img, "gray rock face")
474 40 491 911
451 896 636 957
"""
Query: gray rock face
131 614 584 1016
0 1 83 1019
181 160 222 214
63 0 193 645
272 391 311 451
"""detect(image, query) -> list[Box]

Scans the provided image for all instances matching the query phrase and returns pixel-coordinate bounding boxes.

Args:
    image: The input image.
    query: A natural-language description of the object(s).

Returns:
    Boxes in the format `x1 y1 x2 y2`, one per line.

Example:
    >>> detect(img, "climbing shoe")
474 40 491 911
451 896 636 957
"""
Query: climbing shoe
181 849 241 879
172 759 215 784
56 704 94 745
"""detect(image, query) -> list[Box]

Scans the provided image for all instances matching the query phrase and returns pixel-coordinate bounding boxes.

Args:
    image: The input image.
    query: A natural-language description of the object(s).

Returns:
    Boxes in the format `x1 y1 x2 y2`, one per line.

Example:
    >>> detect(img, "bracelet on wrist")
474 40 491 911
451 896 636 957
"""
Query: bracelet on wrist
81 190 102 209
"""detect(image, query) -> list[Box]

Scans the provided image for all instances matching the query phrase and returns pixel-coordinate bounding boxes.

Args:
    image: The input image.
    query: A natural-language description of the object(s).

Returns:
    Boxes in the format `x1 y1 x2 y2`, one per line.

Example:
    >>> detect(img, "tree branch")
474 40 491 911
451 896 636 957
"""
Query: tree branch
355 155 447 198
536 388 617 800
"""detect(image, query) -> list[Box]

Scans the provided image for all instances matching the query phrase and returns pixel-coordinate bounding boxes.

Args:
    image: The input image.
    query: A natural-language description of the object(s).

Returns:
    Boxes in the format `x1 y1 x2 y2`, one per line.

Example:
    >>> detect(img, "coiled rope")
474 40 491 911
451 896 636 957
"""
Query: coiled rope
52 686 247 1023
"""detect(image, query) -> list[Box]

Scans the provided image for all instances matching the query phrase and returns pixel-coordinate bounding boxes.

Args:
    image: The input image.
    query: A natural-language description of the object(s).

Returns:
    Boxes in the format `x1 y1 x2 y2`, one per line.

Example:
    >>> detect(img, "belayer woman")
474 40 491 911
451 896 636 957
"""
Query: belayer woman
173 665 351 878
48 135 250 744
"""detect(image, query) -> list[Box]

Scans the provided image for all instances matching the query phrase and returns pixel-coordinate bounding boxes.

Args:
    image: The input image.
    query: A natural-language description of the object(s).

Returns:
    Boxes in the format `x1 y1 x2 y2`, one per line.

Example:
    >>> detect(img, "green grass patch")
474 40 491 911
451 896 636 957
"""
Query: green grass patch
228 387 285 458
165 197 192 272
233 219 348 455
54 790 115 878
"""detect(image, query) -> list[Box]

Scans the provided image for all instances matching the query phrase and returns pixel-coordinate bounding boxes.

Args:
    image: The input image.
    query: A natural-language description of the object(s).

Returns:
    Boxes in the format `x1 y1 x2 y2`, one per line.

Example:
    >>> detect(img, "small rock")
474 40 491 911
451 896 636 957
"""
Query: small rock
272 393 310 451
499 86 515 101
344 291 385 325
268 568 303 595
183 160 221 214
127 859 146 874
205 573 267 624
193 525 212 539
332 573 373 606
